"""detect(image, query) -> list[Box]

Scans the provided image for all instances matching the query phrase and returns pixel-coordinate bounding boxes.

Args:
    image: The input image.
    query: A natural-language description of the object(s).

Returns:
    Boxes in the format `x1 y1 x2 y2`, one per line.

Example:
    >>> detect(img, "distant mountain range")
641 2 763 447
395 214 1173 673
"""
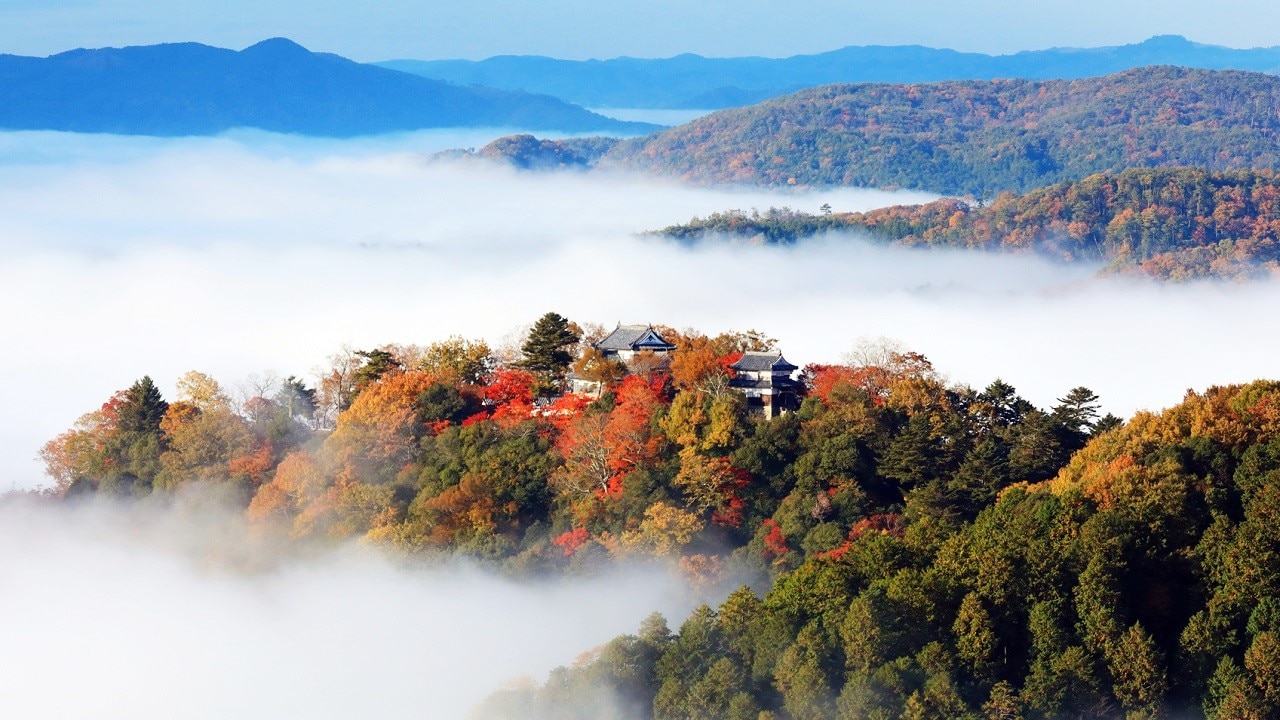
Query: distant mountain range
379 35 1280 110
0 38 654 137
466 67 1280 197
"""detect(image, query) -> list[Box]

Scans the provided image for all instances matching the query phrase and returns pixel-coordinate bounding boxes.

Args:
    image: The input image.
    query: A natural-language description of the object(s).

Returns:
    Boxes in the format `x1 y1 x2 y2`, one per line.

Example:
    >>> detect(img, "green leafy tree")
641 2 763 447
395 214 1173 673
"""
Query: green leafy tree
117 375 168 435
953 592 999 683
418 335 493 385
99 375 170 495
353 348 402 393
519 311 581 391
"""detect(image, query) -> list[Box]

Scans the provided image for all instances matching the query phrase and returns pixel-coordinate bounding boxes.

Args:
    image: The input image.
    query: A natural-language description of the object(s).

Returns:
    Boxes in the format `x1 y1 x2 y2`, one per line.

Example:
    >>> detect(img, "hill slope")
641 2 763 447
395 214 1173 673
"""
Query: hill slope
654 168 1280 281
597 67 1280 196
379 35 1280 109
492 378 1280 719
0 38 654 136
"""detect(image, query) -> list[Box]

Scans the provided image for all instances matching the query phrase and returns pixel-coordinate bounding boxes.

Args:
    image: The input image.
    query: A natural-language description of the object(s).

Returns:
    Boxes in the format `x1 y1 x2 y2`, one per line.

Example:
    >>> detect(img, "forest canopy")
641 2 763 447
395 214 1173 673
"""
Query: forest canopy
29 317 1280 718
604 67 1280 197
653 167 1280 281
463 67 1280 201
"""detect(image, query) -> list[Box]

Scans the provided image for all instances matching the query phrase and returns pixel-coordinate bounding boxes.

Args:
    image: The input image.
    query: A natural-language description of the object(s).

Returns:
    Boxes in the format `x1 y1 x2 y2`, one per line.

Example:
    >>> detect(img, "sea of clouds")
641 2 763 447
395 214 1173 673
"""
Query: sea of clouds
3 127 1278 492
0 492 711 720
2 126 1278 718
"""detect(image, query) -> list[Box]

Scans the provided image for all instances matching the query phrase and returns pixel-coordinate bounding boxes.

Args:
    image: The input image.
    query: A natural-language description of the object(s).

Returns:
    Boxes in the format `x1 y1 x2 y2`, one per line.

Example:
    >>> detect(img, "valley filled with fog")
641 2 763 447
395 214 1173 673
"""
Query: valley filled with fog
2 127 1279 718
3 128 1276 493
0 493 711 719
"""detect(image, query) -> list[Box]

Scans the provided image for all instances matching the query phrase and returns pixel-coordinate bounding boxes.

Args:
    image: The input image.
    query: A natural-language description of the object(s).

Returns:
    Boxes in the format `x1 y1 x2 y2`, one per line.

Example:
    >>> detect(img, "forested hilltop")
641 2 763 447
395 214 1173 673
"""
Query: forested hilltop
467 67 1280 198
485 379 1280 720
33 316 1280 718
655 168 1280 281
38 318 1112 573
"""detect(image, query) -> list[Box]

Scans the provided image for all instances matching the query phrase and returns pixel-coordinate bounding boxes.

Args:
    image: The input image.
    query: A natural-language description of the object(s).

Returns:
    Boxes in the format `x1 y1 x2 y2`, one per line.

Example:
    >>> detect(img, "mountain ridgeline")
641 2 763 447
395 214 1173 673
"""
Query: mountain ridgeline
379 35 1280 110
654 168 1280 280
0 38 655 136
605 67 1280 197
466 67 1280 200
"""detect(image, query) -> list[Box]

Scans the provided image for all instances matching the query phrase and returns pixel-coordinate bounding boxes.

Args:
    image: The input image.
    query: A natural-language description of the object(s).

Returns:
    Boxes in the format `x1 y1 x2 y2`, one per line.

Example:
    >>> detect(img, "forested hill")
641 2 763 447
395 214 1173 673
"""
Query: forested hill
30 314 1280 717
655 168 1280 281
378 35 1280 110
487 379 1280 719
593 67 1280 197
0 38 654 136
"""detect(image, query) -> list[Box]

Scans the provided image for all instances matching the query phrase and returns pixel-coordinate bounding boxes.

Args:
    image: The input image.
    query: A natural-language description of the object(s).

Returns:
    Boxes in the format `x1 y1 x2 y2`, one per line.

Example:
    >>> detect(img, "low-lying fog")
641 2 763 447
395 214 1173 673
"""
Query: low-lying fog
0 494 708 720
587 108 715 126
3 126 1277 499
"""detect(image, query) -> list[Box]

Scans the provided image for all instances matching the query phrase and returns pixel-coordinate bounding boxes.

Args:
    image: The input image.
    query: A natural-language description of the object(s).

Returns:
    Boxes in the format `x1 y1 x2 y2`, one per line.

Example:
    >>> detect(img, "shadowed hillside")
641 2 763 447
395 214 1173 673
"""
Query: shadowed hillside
0 38 656 136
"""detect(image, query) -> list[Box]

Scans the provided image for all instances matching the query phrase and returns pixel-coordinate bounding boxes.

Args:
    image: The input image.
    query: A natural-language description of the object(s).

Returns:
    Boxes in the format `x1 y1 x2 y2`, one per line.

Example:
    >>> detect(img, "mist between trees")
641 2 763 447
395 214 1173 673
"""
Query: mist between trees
26 314 1257 718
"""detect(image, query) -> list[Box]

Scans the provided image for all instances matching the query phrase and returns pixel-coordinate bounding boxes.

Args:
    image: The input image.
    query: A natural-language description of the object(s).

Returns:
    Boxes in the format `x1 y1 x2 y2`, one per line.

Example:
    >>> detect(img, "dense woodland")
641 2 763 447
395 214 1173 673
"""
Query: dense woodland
20 26 1280 720
38 313 1280 717
469 67 1280 198
655 168 1280 280
481 377 1280 720
39 317 1109 573
610 67 1280 196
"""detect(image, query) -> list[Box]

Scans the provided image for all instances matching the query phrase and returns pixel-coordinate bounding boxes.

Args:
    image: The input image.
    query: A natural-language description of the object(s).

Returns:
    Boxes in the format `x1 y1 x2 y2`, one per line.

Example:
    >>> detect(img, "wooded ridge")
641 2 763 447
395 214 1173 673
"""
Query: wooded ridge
652 167 1280 281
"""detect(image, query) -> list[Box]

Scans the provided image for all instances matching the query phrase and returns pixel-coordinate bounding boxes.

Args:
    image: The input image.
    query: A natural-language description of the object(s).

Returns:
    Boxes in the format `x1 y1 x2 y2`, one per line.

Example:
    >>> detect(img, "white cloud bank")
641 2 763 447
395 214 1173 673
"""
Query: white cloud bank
0 495 704 720
1 129 1276 495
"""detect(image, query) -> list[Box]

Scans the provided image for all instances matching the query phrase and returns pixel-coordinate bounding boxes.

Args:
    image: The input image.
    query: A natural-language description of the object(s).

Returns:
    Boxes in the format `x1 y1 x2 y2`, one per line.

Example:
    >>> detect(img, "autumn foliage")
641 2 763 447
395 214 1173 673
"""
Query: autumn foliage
43 319 1280 717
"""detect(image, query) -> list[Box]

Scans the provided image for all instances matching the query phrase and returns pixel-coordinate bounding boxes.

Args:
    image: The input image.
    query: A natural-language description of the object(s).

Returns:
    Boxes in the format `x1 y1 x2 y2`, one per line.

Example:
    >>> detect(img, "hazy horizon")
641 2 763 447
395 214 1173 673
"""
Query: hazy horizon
2 1 1280 62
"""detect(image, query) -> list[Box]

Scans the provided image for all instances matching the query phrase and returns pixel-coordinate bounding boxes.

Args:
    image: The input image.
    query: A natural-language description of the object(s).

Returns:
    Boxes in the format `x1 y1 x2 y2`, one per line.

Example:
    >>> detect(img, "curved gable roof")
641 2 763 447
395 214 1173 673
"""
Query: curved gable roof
595 324 675 352
731 351 798 373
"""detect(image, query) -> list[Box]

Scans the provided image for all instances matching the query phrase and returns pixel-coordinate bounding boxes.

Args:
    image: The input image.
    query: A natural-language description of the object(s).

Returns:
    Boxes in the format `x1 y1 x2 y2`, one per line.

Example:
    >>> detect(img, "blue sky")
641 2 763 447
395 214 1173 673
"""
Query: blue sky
2 0 1280 60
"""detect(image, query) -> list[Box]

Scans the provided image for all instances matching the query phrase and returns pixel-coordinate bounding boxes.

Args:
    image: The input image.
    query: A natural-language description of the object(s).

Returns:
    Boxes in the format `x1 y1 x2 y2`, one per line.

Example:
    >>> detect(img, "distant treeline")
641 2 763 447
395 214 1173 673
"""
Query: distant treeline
610 67 1280 196
466 67 1280 199
654 168 1280 281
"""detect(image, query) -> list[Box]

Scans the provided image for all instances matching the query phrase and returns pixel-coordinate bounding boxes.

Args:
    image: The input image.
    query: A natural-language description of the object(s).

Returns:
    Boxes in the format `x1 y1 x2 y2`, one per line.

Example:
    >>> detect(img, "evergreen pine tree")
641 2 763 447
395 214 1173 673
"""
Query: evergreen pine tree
519 311 580 387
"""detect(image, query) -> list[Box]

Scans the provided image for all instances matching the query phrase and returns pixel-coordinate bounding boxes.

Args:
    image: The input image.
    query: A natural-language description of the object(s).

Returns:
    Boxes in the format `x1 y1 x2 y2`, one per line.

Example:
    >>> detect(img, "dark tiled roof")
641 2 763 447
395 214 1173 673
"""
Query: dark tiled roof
731 351 798 373
595 324 675 352
730 376 804 390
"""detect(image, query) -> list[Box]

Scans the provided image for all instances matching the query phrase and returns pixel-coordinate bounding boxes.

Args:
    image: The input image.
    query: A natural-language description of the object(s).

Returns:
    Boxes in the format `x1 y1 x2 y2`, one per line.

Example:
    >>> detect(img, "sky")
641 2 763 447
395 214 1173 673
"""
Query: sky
1 0 1279 61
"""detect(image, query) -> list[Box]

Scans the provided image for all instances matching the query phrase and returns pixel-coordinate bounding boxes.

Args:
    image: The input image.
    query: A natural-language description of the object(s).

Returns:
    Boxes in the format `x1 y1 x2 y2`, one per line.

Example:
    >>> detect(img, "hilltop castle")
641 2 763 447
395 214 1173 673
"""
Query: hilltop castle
570 324 803 416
